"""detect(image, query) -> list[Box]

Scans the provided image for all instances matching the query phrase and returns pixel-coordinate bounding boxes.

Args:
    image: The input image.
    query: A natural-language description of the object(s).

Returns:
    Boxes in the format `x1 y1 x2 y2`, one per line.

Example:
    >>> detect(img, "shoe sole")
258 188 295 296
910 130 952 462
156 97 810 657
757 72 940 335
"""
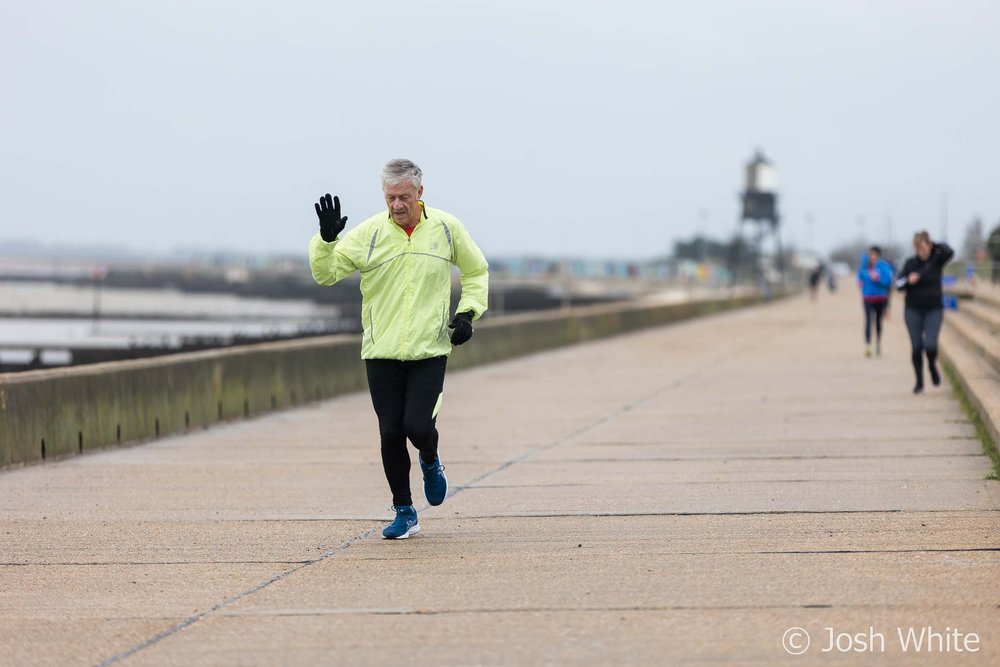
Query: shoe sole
382 523 420 540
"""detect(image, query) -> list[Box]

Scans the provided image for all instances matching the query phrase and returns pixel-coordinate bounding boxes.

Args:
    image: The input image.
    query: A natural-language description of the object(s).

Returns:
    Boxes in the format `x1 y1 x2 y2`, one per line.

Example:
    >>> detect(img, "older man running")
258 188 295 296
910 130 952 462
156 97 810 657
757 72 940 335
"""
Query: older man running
309 159 489 538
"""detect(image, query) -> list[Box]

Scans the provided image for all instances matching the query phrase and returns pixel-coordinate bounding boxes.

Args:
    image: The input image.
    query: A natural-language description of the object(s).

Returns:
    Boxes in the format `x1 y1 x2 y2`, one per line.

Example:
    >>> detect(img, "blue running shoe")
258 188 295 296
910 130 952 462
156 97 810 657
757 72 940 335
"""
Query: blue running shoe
420 455 448 506
382 505 419 539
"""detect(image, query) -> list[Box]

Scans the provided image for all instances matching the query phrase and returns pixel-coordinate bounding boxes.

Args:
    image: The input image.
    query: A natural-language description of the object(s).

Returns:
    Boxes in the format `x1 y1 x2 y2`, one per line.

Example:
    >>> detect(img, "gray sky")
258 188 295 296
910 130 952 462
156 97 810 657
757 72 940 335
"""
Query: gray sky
2 0 998 260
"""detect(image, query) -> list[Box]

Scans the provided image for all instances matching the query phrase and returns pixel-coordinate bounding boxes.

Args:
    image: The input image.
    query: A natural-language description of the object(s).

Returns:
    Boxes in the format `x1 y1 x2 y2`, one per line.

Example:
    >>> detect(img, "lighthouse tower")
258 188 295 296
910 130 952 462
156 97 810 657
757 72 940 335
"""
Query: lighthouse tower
736 150 783 282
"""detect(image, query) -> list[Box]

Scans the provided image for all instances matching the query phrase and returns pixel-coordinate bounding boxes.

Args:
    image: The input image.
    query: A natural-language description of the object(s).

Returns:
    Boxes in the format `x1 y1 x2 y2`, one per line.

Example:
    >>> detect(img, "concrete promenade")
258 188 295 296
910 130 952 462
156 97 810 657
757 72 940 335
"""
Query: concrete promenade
2 288 999 665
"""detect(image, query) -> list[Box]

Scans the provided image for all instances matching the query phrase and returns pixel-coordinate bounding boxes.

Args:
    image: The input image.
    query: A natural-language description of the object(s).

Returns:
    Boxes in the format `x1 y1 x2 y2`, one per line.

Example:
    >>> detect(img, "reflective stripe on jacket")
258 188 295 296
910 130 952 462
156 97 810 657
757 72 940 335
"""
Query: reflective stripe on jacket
309 204 489 360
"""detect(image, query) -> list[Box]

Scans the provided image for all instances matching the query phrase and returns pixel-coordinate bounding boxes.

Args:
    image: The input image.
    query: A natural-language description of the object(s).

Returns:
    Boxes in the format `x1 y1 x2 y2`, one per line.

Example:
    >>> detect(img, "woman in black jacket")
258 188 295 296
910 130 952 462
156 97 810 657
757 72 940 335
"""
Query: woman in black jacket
895 231 954 393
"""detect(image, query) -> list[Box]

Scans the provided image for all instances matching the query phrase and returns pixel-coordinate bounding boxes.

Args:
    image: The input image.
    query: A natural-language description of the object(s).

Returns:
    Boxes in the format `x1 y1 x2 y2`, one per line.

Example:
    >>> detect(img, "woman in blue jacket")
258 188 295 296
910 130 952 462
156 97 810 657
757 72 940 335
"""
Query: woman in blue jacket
857 245 893 357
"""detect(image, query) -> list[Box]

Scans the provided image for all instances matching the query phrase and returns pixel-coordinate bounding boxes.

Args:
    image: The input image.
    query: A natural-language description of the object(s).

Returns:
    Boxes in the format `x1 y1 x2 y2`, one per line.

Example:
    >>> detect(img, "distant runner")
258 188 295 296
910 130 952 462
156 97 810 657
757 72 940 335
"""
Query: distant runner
808 264 823 300
895 231 954 394
308 159 489 538
857 245 892 357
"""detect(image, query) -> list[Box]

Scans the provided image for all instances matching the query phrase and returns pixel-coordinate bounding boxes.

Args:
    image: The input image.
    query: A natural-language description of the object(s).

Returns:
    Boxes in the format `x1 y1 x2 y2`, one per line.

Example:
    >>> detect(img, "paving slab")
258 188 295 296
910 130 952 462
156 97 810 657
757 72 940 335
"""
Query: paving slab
0 519 375 565
533 437 987 461
445 479 1000 515
467 456 994 484
1 619 172 667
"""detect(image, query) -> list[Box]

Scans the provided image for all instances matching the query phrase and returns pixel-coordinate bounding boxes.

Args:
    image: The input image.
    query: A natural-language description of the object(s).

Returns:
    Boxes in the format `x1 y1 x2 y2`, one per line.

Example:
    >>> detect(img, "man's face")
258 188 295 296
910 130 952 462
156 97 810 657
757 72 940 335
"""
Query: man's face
915 240 932 261
383 180 424 228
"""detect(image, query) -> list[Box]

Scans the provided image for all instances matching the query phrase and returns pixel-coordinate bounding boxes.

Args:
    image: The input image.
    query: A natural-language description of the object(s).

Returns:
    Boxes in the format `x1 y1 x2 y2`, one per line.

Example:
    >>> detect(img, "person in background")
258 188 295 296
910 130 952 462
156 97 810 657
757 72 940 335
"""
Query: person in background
808 264 823 300
857 245 893 357
895 231 954 394
987 224 1000 285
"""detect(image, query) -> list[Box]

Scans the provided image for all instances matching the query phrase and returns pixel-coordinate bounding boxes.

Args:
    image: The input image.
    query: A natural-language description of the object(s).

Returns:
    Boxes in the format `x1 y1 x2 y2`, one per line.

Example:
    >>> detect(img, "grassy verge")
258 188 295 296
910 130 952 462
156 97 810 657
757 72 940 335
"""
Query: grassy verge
942 358 1000 480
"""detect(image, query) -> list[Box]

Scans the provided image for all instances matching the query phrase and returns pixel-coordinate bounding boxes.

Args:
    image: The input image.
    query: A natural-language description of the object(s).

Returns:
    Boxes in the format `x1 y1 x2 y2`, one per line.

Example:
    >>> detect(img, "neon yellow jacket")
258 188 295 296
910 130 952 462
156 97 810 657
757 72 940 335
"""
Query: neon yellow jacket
309 203 489 360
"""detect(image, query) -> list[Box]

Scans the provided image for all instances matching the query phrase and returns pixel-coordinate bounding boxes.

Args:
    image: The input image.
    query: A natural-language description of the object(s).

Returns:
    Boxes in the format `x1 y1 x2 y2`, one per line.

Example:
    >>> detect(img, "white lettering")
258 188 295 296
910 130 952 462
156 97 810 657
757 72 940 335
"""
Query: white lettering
896 626 982 653
822 627 884 652
898 626 923 652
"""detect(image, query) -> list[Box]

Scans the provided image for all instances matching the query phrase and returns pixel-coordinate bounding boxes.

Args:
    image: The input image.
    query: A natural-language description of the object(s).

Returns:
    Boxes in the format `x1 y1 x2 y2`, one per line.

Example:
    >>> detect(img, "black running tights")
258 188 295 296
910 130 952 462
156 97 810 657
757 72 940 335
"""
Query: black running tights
863 300 887 345
903 307 943 384
366 356 447 507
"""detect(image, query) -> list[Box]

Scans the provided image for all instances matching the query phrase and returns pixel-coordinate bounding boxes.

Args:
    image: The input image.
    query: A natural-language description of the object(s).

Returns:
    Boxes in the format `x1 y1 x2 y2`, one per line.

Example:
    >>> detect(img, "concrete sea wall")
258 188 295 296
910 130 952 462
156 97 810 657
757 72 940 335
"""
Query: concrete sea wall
1 293 770 468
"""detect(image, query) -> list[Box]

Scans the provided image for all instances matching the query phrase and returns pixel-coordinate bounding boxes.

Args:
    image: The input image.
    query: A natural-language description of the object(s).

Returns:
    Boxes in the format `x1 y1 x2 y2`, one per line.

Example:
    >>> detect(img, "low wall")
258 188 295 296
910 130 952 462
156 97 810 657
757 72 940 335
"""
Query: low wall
0 292 772 468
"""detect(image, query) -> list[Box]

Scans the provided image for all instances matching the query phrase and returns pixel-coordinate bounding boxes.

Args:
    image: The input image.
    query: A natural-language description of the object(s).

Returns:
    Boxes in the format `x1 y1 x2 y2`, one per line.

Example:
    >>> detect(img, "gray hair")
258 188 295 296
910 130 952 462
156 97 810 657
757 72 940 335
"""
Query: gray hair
380 158 423 189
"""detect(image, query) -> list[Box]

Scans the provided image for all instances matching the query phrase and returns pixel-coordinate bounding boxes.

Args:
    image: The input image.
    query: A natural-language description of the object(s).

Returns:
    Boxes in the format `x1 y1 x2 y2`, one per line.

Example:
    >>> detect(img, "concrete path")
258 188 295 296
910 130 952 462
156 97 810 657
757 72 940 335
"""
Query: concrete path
2 288 999 666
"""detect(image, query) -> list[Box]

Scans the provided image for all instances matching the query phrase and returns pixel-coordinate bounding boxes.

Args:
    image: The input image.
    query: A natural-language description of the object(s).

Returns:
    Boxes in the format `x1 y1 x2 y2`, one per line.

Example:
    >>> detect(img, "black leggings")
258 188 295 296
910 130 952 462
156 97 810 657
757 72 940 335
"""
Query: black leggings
366 356 447 507
863 300 887 344
903 307 943 383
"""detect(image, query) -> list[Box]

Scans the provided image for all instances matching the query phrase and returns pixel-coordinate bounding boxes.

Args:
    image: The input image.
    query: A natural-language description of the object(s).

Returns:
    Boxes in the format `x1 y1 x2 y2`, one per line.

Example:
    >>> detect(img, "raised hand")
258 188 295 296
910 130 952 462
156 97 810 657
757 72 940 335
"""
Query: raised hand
315 193 348 242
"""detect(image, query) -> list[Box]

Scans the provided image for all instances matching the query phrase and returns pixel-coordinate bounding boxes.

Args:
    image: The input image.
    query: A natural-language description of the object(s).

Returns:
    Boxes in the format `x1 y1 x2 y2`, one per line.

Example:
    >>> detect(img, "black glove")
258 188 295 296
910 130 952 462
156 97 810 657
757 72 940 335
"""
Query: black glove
315 193 348 242
448 311 474 346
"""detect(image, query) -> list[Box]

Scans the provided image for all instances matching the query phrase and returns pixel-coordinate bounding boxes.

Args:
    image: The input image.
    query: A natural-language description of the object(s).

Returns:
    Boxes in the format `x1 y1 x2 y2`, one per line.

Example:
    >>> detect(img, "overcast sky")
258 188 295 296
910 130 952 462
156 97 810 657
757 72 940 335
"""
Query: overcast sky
2 0 998 260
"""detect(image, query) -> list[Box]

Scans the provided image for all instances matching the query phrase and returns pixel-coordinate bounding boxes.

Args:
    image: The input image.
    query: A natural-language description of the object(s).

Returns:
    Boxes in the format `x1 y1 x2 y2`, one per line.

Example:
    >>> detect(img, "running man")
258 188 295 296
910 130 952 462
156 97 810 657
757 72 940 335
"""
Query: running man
895 231 954 394
857 245 893 357
308 159 489 538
